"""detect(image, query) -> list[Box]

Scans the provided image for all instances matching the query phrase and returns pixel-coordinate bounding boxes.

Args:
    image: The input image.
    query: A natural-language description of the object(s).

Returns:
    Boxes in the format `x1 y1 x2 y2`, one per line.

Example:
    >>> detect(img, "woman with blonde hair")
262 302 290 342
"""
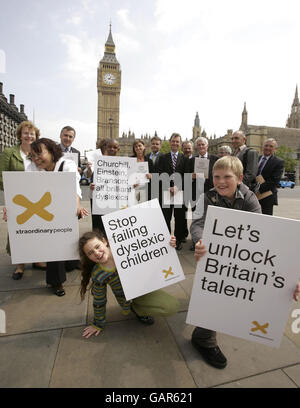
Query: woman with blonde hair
0 120 46 279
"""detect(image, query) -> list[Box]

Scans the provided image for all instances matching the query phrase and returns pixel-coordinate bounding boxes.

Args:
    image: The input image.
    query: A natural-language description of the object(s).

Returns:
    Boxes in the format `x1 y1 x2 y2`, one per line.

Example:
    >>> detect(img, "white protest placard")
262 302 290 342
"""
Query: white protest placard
3 171 79 263
63 152 79 165
194 157 209 179
92 155 137 215
85 149 102 170
134 161 149 185
102 199 185 300
186 206 300 348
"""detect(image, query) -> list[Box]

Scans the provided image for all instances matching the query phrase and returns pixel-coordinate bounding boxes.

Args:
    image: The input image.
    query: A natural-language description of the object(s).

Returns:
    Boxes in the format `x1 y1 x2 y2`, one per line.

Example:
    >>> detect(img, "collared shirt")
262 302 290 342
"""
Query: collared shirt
258 154 272 173
198 153 208 159
60 143 71 153
150 152 159 162
233 144 247 156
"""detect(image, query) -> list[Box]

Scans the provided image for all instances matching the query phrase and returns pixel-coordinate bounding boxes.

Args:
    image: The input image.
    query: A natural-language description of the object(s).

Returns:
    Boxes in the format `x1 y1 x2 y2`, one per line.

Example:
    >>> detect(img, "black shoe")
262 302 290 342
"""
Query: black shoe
12 266 24 280
190 243 195 251
176 242 183 251
131 305 154 325
52 285 65 297
12 271 23 280
191 340 227 369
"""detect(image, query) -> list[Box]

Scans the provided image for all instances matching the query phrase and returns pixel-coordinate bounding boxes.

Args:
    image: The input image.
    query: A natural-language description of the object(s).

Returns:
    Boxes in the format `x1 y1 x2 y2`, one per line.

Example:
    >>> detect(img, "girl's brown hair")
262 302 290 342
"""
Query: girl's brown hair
78 230 108 301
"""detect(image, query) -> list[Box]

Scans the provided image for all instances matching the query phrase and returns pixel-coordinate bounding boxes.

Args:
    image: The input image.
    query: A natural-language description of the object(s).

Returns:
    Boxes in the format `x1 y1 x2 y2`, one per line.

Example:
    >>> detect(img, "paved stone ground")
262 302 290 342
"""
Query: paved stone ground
0 189 299 388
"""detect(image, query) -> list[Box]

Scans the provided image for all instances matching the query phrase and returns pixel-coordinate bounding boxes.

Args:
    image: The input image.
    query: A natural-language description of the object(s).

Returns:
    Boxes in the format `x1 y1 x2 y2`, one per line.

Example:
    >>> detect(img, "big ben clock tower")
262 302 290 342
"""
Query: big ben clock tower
97 25 121 142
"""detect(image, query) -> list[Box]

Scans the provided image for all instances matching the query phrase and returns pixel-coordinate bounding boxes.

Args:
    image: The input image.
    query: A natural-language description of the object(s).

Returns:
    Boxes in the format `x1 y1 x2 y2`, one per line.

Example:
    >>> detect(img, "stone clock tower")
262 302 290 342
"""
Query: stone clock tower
97 25 121 142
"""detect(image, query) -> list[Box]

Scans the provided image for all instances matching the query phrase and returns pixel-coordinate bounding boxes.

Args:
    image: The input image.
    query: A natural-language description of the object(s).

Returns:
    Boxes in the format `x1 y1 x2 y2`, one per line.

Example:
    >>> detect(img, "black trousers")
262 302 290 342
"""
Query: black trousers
46 261 66 286
259 195 275 216
162 205 186 242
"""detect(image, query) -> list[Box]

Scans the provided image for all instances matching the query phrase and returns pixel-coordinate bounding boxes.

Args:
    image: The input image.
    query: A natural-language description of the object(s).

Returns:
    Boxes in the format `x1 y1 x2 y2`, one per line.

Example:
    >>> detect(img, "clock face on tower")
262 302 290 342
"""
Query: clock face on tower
103 72 116 85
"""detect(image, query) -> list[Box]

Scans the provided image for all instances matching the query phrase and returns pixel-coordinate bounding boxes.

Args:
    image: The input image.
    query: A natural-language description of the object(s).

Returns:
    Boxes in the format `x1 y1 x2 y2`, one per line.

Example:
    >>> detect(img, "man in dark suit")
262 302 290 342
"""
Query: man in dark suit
189 137 218 250
145 135 163 174
60 125 82 173
256 138 284 215
157 133 189 250
145 135 163 201
59 125 82 272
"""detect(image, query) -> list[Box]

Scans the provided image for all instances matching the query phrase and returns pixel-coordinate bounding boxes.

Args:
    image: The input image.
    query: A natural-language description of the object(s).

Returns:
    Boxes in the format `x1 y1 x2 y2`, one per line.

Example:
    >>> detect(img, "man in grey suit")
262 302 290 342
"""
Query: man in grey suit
60 125 82 173
231 130 258 190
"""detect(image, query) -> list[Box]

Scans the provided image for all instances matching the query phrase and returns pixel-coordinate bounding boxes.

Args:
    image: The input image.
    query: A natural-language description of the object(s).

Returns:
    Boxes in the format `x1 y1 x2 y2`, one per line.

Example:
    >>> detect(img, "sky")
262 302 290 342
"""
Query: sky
1 0 300 155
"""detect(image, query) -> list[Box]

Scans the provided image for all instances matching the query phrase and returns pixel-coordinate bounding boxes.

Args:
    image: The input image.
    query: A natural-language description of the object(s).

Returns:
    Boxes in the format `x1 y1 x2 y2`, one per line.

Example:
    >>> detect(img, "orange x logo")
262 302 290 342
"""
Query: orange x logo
251 321 269 334
13 192 54 224
162 266 174 279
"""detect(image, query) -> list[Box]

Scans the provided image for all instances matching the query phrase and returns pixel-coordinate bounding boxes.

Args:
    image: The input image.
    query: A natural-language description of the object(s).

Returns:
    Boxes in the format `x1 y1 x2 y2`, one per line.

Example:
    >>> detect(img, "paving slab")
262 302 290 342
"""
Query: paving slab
0 285 87 336
0 264 81 292
166 311 300 388
283 364 300 387
0 329 61 388
274 198 300 220
49 318 196 388
178 274 195 298
177 253 196 275
216 369 297 388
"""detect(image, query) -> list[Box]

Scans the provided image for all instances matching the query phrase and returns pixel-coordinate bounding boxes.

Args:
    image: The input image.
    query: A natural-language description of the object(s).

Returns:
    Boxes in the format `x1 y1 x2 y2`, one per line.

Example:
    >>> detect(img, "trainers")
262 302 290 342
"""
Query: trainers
191 340 227 369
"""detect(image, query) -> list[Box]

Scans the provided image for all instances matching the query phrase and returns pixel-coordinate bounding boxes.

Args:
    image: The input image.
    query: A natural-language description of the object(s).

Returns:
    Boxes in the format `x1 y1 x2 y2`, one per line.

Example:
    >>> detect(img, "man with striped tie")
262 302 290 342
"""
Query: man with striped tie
157 133 189 250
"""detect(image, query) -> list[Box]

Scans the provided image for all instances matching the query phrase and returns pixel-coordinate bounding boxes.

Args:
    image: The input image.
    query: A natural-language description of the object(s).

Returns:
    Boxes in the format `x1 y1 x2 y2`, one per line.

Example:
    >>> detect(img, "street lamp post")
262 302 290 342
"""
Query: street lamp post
109 117 113 139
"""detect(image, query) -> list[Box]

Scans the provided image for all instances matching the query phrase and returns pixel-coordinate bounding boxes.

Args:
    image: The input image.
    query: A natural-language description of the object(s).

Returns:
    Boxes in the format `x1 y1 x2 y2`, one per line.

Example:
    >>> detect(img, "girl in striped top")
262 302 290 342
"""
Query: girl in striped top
79 231 178 338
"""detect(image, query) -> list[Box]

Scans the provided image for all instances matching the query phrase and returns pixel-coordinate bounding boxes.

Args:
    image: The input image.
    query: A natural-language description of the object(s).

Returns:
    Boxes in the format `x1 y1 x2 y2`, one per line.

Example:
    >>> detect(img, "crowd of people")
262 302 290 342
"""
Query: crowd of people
0 120 299 370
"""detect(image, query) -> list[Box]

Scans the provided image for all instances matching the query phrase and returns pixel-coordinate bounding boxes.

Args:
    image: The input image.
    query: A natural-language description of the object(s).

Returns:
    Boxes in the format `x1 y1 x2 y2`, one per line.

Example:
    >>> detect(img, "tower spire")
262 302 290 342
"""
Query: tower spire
293 84 299 107
240 101 248 131
101 23 118 64
194 112 200 127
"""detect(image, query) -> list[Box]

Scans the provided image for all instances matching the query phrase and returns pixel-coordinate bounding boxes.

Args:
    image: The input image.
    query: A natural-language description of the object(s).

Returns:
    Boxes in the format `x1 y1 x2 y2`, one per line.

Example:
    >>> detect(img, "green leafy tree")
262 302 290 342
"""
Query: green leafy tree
275 145 297 173
159 140 183 154
160 140 171 154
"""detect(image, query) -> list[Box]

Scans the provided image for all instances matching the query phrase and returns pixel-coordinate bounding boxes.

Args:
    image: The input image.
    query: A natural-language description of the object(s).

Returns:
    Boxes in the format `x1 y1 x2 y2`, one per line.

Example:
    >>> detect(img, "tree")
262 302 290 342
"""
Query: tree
160 140 170 154
275 145 297 173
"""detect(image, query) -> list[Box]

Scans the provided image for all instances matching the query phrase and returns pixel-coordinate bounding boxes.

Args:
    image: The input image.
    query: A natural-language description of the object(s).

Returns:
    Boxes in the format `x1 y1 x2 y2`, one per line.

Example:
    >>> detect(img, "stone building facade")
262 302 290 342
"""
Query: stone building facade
207 88 300 183
0 82 27 152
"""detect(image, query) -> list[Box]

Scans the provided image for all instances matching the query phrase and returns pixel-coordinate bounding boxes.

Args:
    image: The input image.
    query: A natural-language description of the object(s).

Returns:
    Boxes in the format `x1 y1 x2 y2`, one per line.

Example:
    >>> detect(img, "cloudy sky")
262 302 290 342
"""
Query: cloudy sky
1 0 300 154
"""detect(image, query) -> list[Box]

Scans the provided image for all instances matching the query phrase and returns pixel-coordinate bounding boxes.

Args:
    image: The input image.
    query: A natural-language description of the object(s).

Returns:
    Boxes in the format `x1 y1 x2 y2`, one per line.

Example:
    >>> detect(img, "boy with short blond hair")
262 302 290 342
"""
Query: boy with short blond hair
190 155 261 368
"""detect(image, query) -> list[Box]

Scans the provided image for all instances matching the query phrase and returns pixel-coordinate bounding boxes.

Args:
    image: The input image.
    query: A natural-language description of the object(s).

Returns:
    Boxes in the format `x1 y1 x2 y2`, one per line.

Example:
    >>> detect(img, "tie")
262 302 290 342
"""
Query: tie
65 147 69 153
257 156 267 175
152 154 156 164
172 153 177 172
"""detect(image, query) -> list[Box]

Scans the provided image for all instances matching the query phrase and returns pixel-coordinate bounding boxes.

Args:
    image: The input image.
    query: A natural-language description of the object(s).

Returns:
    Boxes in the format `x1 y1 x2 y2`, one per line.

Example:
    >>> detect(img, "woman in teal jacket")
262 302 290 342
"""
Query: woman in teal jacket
0 120 45 279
